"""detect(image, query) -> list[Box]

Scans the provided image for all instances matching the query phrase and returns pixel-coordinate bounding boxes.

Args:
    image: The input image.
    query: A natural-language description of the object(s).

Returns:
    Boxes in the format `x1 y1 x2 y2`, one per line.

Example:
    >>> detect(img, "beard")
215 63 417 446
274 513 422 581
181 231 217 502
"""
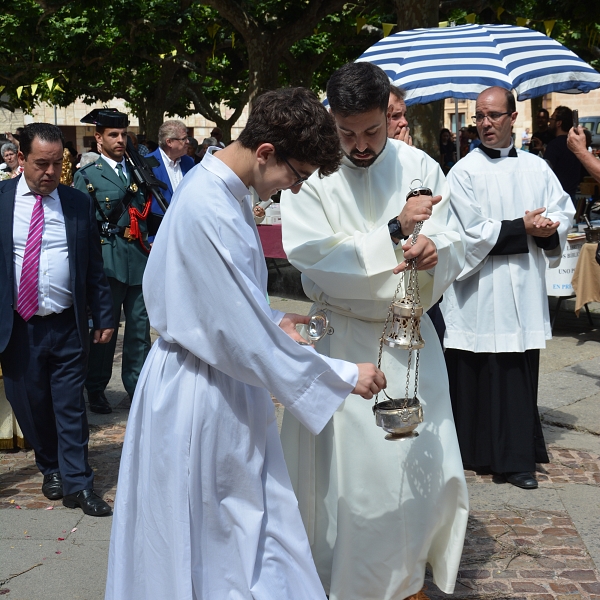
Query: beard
345 140 386 168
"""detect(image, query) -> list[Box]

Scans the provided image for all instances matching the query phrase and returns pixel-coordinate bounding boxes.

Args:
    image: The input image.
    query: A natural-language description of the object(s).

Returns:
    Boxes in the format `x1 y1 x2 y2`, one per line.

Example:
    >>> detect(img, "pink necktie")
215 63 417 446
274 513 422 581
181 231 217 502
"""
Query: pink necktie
17 194 44 321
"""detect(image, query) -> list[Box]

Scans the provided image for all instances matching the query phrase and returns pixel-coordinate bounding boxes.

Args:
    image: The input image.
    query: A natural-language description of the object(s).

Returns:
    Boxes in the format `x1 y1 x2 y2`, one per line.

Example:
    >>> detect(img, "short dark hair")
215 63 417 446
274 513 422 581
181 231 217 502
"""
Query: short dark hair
554 106 573 131
389 84 406 102
327 62 390 117
504 89 516 114
238 87 341 178
538 108 550 119
19 123 64 158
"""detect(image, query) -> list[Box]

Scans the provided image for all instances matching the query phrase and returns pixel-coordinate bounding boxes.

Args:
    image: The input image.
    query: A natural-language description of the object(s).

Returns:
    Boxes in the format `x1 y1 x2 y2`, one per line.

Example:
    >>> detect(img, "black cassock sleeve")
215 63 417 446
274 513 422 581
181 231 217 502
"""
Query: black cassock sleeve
489 219 529 255
489 218 560 255
533 232 560 251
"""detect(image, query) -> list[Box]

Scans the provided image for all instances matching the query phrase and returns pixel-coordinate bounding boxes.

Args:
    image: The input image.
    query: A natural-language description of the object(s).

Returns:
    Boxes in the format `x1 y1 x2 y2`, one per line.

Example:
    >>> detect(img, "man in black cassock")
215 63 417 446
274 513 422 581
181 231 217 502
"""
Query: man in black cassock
441 87 575 489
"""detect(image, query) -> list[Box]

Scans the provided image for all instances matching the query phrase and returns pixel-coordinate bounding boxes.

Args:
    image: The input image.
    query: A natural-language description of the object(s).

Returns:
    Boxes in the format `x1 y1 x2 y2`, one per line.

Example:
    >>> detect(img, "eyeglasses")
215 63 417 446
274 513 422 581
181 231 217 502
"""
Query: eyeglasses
170 136 189 142
472 112 513 124
279 154 309 188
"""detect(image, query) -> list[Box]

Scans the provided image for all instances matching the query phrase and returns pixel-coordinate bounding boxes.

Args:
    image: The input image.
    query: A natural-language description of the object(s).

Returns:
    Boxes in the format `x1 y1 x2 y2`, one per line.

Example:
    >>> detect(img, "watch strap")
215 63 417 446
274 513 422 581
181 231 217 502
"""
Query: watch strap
388 217 408 240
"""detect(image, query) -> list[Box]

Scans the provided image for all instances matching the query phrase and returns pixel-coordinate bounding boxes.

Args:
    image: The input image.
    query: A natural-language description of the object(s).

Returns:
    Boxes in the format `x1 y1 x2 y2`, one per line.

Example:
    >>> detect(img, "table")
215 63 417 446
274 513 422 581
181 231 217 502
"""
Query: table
545 237 596 328
572 242 600 317
257 224 287 259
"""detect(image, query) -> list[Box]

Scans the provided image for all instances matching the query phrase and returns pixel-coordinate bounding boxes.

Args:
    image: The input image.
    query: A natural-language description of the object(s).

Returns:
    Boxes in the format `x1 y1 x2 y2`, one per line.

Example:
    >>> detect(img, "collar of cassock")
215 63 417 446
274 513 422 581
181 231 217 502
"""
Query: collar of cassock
478 142 517 159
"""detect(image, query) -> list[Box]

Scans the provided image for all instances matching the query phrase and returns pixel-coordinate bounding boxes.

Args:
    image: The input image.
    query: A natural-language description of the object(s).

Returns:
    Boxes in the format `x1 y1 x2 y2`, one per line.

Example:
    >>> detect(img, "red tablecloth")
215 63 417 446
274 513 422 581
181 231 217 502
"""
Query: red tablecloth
257 224 287 259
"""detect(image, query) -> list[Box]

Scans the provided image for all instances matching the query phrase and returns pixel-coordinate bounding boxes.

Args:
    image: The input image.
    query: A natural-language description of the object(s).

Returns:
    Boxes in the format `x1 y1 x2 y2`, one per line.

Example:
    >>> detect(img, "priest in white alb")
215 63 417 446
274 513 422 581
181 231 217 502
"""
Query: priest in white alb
280 62 468 600
104 88 386 600
441 86 575 490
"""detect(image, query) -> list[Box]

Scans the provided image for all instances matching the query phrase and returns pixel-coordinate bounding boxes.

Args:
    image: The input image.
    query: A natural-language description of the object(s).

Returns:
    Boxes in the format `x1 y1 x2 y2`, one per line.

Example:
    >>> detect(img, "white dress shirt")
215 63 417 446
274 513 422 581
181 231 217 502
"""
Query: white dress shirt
13 176 72 315
101 154 128 181
159 147 183 191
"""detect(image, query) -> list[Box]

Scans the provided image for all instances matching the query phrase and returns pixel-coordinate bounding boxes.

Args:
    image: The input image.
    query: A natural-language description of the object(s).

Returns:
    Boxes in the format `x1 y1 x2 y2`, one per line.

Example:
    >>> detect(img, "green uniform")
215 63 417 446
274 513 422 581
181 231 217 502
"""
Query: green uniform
73 156 151 398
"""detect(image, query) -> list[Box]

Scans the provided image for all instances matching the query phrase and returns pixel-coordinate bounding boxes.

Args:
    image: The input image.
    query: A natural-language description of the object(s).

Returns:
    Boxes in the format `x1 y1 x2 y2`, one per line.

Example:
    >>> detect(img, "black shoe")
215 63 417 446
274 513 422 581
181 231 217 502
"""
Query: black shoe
42 472 63 500
505 471 538 489
87 391 112 414
63 489 111 516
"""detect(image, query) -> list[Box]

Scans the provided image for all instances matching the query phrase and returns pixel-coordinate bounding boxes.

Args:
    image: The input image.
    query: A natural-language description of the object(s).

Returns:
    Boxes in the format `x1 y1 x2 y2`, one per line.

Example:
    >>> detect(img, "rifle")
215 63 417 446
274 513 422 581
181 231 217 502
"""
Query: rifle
124 137 169 215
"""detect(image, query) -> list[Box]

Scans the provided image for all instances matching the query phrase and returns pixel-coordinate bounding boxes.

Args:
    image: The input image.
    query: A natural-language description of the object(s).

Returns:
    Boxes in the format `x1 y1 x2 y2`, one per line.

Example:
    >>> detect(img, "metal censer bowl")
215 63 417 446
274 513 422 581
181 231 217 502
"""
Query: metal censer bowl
373 399 423 441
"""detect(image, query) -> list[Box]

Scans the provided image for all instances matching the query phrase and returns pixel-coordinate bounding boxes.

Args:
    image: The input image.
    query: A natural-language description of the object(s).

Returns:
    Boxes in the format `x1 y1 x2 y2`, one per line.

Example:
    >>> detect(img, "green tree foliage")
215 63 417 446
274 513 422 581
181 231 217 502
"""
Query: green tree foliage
0 0 393 139
2 0 596 143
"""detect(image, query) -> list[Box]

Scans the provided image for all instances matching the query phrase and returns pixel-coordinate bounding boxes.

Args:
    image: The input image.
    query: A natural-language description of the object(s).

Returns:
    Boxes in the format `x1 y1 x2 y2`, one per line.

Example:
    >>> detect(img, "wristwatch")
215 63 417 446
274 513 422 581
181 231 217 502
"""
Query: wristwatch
388 217 408 241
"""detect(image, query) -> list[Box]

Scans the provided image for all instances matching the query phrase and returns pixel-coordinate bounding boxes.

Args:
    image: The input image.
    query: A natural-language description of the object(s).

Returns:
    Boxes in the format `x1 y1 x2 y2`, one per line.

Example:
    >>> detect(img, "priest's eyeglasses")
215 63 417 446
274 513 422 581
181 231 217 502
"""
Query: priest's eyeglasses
472 112 512 124
279 154 309 188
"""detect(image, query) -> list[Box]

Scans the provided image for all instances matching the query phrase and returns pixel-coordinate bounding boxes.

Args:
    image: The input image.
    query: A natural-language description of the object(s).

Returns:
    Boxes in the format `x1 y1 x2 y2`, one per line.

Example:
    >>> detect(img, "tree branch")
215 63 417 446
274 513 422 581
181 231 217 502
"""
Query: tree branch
201 0 259 37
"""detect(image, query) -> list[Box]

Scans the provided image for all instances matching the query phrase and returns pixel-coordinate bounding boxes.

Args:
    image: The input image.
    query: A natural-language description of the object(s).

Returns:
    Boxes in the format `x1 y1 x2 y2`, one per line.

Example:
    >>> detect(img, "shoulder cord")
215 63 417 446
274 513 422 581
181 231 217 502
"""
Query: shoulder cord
80 171 109 224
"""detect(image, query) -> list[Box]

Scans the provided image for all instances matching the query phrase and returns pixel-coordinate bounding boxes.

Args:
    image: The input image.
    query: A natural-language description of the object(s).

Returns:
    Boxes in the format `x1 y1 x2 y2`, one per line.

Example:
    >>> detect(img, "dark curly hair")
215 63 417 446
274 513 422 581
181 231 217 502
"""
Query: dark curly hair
238 87 341 177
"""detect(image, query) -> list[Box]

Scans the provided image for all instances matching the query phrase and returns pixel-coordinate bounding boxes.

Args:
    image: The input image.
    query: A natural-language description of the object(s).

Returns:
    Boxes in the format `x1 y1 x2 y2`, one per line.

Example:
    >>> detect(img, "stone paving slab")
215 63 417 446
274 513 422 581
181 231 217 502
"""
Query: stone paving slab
538 370 600 412
543 395 600 436
539 335 600 376
1 539 110 600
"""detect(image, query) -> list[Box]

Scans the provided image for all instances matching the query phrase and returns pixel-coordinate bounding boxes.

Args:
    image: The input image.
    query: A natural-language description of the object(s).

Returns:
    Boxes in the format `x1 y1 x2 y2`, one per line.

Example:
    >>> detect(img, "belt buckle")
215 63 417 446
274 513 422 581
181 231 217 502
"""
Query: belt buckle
124 226 134 242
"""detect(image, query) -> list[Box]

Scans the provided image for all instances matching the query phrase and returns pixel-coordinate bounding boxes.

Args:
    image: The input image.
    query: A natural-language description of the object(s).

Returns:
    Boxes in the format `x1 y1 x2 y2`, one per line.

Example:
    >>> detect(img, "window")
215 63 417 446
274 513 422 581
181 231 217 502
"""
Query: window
450 113 465 133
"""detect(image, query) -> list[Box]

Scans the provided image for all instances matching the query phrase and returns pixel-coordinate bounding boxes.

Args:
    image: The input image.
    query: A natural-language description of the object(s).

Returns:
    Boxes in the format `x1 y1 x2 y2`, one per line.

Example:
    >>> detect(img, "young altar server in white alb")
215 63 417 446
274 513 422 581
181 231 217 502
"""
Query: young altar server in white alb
442 87 575 490
280 62 469 600
104 87 387 600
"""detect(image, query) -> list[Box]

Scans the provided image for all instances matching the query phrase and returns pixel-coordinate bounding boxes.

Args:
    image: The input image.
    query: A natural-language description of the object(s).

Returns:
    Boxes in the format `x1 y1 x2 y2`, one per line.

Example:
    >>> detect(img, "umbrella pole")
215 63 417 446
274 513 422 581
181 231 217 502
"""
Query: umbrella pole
455 99 460 162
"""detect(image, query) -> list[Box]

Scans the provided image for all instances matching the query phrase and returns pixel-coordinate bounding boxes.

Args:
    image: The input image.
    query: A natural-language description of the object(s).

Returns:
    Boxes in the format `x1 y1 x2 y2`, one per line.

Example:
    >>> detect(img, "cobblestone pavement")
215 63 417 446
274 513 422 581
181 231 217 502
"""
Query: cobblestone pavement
0 423 125 510
2 427 600 599
464 449 600 487
426 508 600 599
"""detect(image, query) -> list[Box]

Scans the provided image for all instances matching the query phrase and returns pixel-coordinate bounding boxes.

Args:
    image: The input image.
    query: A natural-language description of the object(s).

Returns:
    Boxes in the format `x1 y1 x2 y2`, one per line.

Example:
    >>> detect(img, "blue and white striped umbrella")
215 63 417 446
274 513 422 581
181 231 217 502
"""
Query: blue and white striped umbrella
356 24 600 106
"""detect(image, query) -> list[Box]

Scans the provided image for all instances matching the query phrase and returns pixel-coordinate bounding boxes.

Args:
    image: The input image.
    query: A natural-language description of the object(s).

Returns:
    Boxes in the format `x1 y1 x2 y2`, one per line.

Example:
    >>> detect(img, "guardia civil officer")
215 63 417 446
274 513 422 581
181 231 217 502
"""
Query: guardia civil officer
73 109 151 414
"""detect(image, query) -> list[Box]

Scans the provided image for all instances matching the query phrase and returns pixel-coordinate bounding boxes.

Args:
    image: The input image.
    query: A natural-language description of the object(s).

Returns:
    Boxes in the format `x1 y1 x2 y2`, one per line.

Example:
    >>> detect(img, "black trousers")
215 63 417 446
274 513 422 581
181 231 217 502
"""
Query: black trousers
1 307 93 495
445 348 549 474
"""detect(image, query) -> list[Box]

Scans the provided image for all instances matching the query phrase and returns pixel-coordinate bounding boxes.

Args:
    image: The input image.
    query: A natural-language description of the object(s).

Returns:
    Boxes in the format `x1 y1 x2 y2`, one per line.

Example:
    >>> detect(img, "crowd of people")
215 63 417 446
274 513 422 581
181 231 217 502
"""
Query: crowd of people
0 61 599 600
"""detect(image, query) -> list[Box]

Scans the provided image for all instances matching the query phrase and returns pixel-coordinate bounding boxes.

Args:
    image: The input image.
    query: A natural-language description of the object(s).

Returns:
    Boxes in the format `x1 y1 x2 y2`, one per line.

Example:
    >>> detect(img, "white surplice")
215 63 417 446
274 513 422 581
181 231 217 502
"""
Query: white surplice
280 139 469 600
442 148 575 353
105 150 360 600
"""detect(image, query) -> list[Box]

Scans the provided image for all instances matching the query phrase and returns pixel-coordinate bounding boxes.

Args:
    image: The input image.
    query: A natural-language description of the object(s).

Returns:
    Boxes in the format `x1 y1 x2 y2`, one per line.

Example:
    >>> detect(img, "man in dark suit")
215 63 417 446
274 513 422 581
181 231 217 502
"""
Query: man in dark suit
0 123 114 516
146 120 195 239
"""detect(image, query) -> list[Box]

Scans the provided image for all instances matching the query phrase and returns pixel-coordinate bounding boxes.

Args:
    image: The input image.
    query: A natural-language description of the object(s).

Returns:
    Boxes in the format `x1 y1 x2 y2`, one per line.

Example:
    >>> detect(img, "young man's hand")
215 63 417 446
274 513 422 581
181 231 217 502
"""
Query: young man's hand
279 313 310 343
352 363 387 399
